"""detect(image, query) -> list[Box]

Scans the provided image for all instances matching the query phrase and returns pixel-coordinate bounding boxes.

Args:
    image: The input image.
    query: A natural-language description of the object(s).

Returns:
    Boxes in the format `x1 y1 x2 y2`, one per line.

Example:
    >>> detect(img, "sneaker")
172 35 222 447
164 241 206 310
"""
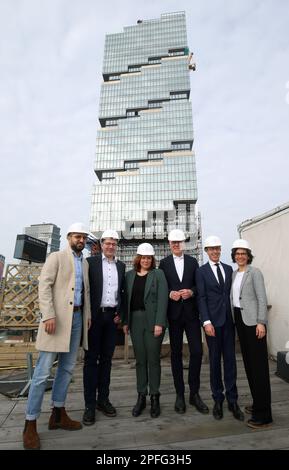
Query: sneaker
245 405 253 414
82 407 96 426
247 418 273 429
96 400 116 417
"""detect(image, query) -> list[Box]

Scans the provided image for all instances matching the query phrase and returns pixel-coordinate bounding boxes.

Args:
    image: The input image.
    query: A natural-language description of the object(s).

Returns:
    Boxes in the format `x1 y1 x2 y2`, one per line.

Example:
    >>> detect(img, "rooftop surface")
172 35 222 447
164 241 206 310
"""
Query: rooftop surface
0 354 288 451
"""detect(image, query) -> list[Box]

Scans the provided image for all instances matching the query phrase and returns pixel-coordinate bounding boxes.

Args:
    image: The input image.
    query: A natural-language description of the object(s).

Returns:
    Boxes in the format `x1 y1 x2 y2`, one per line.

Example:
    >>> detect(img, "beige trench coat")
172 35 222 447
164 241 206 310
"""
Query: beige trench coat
36 247 91 352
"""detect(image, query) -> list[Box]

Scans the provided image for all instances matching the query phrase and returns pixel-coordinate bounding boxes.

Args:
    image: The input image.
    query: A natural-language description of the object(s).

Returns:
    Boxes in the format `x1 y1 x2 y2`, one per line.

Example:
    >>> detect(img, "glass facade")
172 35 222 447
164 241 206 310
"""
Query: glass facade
91 12 201 266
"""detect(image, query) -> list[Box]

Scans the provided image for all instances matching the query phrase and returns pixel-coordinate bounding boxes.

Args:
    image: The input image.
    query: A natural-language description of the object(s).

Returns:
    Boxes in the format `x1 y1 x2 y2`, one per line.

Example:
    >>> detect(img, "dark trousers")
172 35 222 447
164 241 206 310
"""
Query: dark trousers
234 307 272 422
206 314 238 404
169 310 203 396
83 311 117 406
130 310 164 395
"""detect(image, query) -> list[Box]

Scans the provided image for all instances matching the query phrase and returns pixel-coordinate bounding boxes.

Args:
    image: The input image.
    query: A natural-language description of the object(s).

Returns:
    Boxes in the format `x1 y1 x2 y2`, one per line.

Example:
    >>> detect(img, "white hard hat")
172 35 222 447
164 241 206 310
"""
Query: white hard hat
168 229 185 241
101 229 119 240
232 239 251 250
137 243 155 256
66 222 89 236
87 232 99 243
204 235 222 248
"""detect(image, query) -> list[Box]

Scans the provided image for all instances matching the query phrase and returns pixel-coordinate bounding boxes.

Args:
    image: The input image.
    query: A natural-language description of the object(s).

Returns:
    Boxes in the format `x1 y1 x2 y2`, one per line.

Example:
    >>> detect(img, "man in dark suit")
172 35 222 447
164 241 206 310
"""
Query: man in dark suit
195 235 244 421
82 229 125 425
159 229 208 414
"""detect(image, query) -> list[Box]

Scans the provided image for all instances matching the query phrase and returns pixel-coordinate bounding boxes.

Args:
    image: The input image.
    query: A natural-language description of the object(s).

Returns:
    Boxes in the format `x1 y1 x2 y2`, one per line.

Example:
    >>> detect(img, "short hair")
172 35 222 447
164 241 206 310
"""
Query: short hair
231 248 254 264
133 254 156 272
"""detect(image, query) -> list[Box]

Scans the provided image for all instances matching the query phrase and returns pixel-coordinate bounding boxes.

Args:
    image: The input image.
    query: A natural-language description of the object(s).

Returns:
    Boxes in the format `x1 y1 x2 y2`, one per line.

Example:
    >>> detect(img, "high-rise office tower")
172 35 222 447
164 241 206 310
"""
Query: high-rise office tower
0 254 5 280
24 223 61 255
91 12 200 266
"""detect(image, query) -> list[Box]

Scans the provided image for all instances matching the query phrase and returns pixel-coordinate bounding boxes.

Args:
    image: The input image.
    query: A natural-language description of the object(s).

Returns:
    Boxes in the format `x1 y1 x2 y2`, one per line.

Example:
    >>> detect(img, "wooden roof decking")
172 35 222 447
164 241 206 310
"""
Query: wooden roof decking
0 354 289 450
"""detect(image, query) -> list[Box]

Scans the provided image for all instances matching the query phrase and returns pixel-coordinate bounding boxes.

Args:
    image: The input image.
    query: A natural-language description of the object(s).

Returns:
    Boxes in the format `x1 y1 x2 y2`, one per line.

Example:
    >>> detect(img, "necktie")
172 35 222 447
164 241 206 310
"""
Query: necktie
215 263 224 289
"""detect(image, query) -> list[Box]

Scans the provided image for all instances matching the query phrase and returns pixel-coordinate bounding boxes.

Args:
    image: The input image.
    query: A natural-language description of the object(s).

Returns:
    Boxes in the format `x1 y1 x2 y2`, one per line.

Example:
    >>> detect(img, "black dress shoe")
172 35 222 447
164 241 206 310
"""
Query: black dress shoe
189 393 209 414
82 407 96 426
175 394 186 414
213 402 223 420
97 400 116 417
247 418 273 429
228 402 244 421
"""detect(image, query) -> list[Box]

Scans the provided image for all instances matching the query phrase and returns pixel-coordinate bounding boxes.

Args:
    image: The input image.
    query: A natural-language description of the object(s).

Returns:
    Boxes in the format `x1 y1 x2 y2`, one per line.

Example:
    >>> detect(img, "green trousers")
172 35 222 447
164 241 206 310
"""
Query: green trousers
130 310 164 395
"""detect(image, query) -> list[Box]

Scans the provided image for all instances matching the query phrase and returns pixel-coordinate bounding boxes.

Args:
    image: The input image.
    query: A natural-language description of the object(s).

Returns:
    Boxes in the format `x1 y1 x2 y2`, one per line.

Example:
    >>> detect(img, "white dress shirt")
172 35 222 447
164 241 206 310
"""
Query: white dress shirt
232 271 244 308
100 254 118 308
209 259 225 284
203 260 226 326
173 254 184 282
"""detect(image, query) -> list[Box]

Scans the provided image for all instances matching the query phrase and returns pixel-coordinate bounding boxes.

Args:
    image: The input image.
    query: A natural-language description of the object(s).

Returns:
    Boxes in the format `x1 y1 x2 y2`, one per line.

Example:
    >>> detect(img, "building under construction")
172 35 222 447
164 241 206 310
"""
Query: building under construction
90 12 201 266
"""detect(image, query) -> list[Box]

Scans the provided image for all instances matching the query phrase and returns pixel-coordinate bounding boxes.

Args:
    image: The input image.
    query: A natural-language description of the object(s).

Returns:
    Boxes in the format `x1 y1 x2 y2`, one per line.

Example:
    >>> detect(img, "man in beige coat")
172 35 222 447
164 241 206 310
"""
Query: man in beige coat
23 223 91 450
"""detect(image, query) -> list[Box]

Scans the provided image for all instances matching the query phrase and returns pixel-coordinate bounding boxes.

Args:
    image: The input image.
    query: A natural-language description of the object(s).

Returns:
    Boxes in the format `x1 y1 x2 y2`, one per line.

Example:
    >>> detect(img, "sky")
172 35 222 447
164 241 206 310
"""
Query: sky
0 0 288 265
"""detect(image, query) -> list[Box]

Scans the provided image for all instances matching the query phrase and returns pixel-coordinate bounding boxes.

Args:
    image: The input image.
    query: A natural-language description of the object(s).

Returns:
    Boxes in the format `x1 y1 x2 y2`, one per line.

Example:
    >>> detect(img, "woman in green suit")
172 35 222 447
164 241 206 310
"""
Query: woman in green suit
122 243 168 418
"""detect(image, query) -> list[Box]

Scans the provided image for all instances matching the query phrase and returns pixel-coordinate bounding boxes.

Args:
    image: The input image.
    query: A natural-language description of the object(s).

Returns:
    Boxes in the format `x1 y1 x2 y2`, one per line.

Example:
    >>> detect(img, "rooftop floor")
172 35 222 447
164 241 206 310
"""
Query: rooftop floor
0 354 289 450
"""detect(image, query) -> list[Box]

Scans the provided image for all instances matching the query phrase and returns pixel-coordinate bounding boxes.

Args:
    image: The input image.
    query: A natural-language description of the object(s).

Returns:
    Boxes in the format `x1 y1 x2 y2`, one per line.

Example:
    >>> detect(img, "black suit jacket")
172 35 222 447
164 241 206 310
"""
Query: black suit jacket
195 262 233 327
86 255 126 316
159 254 199 320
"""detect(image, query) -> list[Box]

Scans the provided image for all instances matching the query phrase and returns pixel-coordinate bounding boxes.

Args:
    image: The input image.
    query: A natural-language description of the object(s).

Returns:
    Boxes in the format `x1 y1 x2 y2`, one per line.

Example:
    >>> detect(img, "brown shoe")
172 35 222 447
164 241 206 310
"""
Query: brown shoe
247 418 273 429
48 407 82 431
245 405 253 414
23 420 40 450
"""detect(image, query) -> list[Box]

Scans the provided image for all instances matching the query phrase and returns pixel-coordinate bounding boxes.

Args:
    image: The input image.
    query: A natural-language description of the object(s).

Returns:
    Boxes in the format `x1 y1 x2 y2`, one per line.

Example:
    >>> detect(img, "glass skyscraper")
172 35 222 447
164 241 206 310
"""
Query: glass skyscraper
90 12 201 266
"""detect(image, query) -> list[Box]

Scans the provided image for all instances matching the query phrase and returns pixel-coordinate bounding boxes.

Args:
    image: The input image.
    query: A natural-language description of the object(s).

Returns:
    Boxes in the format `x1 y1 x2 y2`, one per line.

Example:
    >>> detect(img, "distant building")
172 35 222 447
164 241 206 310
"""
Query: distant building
0 254 5 280
0 254 5 296
24 223 60 255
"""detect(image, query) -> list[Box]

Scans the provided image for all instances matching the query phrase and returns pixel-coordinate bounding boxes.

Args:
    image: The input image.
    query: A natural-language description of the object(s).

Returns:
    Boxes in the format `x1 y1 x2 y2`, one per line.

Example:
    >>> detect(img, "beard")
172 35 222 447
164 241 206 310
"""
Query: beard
71 241 84 253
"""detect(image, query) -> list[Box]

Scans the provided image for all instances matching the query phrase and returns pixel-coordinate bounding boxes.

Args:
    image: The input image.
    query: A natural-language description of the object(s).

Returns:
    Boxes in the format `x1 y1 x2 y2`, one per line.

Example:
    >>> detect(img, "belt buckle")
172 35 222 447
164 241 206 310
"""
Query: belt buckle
100 306 115 313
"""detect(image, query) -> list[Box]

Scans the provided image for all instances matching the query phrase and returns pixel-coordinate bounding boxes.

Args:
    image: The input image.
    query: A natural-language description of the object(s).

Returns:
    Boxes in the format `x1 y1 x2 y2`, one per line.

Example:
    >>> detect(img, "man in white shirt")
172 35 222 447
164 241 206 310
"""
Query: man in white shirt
159 229 208 415
82 230 125 425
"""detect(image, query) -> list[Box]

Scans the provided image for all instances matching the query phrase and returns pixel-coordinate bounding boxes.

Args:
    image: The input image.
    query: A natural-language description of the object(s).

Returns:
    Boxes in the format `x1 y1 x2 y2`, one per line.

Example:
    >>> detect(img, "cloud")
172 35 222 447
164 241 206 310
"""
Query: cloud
0 0 289 265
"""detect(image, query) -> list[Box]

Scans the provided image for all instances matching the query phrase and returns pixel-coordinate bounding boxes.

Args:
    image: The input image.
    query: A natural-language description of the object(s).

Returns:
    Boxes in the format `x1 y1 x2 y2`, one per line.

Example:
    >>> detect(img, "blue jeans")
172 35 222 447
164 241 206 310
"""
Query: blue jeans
26 311 82 420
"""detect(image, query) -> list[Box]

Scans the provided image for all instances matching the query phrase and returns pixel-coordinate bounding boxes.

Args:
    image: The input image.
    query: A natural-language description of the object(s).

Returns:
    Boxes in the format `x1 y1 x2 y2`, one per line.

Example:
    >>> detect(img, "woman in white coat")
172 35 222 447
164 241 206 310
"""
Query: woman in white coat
231 239 272 429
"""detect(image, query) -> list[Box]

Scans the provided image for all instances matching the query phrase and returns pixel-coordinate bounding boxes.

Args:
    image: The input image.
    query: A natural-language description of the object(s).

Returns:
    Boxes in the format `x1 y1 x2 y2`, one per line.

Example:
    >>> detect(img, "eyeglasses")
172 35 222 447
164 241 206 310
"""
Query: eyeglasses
103 242 117 247
235 252 248 256
73 235 87 241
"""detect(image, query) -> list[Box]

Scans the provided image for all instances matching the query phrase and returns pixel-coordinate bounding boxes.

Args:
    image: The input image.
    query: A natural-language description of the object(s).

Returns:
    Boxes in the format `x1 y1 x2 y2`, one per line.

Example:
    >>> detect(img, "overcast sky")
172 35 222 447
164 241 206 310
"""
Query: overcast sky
0 0 288 265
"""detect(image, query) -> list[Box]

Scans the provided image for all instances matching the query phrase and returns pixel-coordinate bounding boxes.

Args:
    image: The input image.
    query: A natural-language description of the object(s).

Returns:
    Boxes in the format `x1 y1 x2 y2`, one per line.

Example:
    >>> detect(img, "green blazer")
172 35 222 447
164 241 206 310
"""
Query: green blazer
123 268 168 331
